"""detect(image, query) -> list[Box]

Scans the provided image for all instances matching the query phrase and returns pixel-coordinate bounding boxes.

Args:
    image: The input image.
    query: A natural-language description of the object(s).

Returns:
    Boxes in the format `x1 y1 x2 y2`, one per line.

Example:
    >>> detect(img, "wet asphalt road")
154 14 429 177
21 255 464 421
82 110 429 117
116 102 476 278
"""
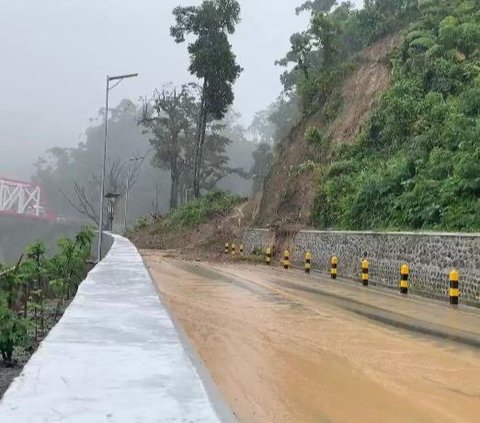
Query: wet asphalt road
143 251 480 423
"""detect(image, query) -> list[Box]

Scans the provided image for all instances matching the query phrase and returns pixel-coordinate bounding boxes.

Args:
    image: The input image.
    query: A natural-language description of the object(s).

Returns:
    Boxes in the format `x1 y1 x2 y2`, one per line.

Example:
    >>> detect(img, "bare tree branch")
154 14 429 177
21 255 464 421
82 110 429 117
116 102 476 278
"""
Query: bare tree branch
60 184 99 225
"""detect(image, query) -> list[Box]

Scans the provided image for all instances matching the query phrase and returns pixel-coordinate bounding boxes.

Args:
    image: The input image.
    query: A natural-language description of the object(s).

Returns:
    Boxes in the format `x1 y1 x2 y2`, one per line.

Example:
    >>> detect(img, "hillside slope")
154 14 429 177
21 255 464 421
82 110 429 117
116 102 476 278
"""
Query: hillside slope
315 1 480 231
258 0 480 232
129 192 254 258
255 34 401 227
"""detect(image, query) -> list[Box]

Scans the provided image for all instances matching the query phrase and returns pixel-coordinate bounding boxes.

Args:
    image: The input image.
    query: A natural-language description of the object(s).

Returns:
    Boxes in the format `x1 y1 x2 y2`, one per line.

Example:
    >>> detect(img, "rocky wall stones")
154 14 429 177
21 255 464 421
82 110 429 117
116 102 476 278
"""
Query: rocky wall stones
244 229 480 306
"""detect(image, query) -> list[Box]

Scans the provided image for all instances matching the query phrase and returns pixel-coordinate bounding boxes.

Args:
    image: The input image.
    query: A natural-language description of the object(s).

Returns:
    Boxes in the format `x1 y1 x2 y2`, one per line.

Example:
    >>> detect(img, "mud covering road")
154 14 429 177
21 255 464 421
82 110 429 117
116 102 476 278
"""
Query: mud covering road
143 251 480 423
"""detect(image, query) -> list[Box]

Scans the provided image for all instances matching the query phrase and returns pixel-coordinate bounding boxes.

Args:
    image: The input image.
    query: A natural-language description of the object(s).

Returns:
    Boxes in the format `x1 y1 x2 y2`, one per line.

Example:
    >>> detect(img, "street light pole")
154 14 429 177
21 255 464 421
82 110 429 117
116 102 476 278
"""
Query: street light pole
97 76 110 264
124 164 131 233
96 73 138 263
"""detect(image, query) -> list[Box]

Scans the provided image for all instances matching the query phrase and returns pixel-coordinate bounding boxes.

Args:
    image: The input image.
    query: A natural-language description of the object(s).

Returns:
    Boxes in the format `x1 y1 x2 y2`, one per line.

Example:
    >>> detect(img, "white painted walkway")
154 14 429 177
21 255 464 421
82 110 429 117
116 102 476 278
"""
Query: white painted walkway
0 234 232 422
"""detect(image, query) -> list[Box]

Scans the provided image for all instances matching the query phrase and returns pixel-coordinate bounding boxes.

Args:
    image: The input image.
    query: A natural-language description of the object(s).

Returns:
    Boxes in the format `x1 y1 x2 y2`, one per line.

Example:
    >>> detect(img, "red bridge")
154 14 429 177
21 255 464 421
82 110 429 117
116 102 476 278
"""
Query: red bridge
0 177 57 221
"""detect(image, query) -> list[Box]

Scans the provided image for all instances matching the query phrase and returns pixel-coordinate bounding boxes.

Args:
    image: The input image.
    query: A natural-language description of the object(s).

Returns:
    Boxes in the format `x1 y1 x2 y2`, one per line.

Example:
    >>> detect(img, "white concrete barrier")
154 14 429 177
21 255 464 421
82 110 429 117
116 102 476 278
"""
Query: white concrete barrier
0 234 233 422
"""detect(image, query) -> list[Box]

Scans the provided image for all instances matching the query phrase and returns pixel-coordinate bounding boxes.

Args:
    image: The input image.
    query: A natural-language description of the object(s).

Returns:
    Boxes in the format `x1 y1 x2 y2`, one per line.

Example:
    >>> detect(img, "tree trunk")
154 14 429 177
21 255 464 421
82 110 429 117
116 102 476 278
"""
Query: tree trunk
170 165 180 210
193 81 207 198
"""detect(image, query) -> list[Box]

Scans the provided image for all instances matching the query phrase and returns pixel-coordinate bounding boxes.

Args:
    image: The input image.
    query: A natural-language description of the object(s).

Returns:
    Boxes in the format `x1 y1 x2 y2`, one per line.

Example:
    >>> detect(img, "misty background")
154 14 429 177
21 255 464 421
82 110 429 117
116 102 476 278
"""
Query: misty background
1 1 307 177
0 0 362 223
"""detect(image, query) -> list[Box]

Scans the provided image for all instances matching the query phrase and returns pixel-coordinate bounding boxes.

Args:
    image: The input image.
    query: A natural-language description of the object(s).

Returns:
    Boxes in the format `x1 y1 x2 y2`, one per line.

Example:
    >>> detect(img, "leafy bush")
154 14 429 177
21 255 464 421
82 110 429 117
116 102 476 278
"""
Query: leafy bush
305 127 324 146
0 300 28 362
279 0 420 113
133 216 150 231
313 0 480 231
161 192 240 230
0 227 94 363
288 160 317 177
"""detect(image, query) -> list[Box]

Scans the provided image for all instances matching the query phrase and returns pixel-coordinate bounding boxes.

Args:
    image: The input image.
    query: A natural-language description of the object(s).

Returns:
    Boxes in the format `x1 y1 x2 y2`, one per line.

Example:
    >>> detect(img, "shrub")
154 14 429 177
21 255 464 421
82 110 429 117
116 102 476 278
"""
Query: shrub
312 1 480 232
163 192 240 230
0 299 28 363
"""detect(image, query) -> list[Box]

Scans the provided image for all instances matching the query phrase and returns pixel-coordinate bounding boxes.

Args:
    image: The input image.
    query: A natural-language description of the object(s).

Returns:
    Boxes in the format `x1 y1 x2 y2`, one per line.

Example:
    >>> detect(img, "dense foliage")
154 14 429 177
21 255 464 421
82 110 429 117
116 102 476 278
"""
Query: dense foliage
0 228 94 362
35 96 256 223
140 86 252 210
278 0 419 113
314 0 480 231
159 191 240 230
171 0 243 198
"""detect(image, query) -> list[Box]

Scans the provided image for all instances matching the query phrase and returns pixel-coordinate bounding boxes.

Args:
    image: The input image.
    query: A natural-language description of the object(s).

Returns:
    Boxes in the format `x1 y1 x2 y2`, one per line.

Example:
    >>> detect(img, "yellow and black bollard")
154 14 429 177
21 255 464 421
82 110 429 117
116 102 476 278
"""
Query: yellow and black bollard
266 247 272 266
283 250 290 270
240 244 244 256
361 259 369 286
225 242 229 254
400 264 409 295
305 251 312 274
231 243 236 256
331 256 338 279
449 269 460 305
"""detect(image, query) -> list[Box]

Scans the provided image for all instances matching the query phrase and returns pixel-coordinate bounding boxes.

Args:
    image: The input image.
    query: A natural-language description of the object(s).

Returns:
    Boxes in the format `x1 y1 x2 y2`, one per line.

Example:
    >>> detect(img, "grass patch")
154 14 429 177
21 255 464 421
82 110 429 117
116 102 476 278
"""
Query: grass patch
162 191 240 231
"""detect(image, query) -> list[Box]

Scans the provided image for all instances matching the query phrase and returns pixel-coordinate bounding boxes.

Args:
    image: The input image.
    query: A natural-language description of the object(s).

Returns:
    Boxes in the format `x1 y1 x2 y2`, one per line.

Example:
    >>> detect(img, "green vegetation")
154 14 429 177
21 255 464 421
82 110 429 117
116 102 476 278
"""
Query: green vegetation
171 0 242 198
159 191 240 230
0 228 94 363
278 0 419 114
314 0 480 231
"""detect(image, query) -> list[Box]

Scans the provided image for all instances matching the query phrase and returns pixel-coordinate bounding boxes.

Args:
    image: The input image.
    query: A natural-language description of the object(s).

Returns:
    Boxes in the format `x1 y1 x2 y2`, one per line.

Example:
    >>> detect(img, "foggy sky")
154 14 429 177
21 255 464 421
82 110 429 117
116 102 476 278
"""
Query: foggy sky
0 0 362 179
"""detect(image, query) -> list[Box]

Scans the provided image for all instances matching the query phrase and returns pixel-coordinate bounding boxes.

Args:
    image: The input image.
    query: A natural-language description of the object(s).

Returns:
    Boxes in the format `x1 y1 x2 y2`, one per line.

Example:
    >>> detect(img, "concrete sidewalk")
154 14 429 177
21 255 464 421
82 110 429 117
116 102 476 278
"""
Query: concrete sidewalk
0 234 233 422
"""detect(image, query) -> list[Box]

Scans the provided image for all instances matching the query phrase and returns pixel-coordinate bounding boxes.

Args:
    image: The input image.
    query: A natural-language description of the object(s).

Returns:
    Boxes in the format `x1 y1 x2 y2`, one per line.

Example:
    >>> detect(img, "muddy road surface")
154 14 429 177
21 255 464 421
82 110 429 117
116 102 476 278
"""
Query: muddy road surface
143 251 480 423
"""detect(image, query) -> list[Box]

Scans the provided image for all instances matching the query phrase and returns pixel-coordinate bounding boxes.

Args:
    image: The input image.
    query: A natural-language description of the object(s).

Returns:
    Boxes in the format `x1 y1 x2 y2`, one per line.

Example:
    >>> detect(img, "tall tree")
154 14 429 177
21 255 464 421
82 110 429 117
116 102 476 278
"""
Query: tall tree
178 121 236 199
171 0 243 198
140 85 197 209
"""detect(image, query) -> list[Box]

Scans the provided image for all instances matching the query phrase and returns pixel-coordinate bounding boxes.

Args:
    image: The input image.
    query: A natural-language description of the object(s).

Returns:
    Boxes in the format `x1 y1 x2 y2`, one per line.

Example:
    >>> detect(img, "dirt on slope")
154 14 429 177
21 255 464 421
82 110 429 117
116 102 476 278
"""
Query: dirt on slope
255 34 401 228
129 200 256 259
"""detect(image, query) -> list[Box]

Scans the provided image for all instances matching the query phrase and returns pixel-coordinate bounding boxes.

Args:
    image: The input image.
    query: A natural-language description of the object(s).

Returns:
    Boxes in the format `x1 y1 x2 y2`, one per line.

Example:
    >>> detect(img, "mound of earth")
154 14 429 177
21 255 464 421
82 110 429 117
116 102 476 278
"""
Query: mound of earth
129 199 255 260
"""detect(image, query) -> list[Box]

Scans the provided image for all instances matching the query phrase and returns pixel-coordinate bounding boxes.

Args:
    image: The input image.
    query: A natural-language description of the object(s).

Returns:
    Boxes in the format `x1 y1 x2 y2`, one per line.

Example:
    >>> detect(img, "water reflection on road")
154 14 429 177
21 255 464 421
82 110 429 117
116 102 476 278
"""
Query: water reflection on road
144 251 480 423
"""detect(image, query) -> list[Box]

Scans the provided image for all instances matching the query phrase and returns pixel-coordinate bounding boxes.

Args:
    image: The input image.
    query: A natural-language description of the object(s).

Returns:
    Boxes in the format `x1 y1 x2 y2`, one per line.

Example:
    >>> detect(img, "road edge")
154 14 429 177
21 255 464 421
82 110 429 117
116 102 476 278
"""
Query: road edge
140 252 240 423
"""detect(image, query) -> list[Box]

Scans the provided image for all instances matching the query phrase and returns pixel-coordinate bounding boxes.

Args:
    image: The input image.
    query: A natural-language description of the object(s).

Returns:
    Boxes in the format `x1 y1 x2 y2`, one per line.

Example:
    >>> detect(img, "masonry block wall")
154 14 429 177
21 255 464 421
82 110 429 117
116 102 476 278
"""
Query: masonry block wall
244 229 480 306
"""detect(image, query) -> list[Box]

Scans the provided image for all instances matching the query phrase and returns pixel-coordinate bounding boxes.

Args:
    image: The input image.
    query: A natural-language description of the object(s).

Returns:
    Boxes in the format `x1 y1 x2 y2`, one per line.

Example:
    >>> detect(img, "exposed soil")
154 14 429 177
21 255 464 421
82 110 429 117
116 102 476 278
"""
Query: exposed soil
130 201 255 259
144 251 480 423
327 33 401 144
256 34 401 227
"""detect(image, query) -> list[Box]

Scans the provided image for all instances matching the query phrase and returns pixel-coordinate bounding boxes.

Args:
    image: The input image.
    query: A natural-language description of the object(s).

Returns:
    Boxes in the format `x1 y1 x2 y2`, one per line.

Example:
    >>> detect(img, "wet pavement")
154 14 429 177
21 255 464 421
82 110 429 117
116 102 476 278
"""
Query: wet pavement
144 251 480 423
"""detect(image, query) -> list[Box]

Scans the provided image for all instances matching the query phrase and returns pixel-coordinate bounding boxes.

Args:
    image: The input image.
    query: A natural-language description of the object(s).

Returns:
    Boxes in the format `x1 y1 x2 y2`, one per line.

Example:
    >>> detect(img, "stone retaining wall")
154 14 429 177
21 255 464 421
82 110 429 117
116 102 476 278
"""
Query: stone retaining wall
243 229 480 306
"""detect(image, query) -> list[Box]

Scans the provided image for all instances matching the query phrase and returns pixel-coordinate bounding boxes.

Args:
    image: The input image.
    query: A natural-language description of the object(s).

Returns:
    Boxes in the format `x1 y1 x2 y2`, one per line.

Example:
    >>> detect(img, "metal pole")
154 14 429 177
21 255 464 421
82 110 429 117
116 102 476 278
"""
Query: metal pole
97 76 109 262
124 163 131 232
95 73 138 261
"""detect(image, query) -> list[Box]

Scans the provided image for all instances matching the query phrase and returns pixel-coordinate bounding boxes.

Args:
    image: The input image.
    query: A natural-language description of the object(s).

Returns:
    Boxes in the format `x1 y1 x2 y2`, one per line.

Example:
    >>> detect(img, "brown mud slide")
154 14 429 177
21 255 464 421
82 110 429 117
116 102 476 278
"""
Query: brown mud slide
143 251 480 423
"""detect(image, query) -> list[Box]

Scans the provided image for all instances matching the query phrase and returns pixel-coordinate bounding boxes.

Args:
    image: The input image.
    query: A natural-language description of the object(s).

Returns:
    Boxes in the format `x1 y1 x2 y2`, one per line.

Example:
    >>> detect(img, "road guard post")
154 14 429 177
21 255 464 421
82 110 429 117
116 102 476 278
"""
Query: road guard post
400 264 409 294
283 250 290 270
266 247 272 265
331 256 338 279
305 251 312 274
361 259 369 286
449 270 460 305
